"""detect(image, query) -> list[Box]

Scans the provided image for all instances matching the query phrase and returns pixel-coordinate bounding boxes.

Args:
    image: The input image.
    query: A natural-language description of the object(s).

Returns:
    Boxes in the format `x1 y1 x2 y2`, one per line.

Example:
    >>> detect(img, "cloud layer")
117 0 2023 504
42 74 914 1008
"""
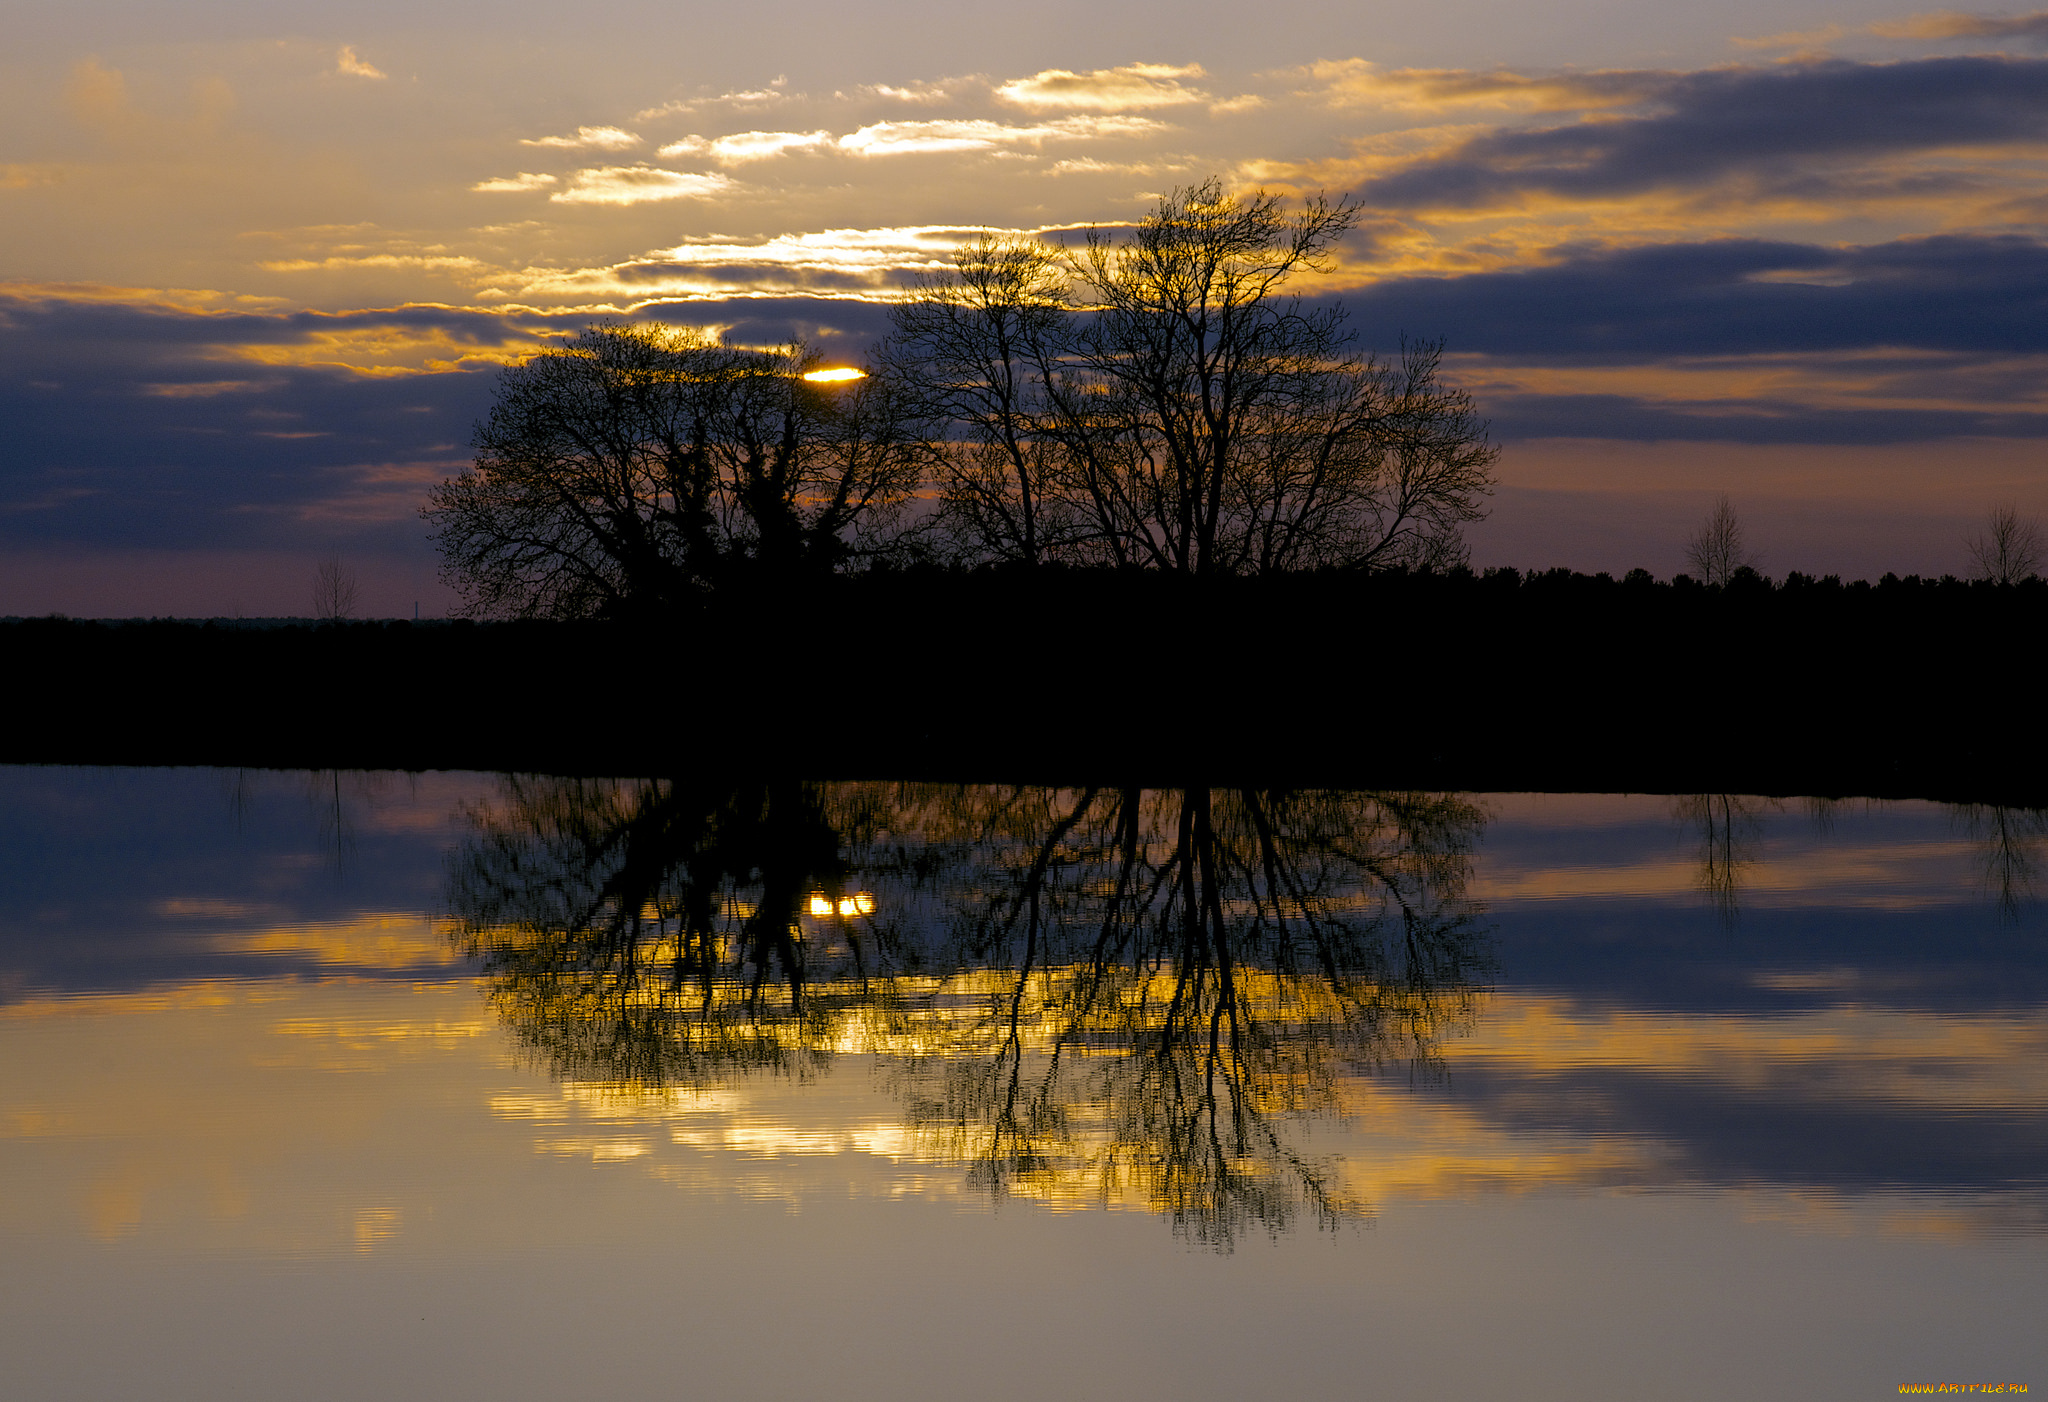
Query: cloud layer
9 16 2048 601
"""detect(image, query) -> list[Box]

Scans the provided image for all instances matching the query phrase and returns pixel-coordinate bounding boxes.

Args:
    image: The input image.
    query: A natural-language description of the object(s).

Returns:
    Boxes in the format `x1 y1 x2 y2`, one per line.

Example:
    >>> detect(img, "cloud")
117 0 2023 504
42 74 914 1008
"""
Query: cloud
336 46 386 80
1342 233 2048 361
549 166 733 205
633 82 794 121
1870 8 2048 42
64 57 133 135
1045 156 1198 178
995 62 1208 110
1350 56 2048 211
1 164 65 190
258 254 485 275
657 130 834 164
859 79 972 104
471 172 558 193
499 226 996 300
1321 231 2048 441
838 115 1166 156
0 287 901 557
1300 58 1664 112
0 291 542 550
1735 9 2048 50
519 126 641 151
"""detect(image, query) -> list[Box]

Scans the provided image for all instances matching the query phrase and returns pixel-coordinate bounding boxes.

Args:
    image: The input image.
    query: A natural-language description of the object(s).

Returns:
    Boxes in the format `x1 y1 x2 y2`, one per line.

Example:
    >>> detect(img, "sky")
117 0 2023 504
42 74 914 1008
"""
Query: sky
3 0 2047 614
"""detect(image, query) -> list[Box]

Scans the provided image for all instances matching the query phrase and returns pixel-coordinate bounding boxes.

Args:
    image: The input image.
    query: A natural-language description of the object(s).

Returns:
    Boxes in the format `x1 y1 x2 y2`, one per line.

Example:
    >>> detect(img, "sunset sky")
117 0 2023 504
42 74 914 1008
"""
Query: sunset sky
4 0 2047 614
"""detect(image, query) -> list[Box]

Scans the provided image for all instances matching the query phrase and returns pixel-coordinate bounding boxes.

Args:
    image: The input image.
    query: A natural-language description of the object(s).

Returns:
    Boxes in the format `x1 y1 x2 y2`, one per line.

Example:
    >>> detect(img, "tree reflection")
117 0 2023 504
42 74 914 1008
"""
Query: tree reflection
1673 793 1776 925
886 785 1491 1245
446 778 1491 1246
446 777 897 1086
1949 802 2048 919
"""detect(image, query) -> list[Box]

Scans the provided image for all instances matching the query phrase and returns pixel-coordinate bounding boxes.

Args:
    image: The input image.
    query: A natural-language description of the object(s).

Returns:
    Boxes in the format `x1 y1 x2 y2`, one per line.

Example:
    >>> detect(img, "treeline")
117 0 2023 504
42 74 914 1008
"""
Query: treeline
6 565 2046 799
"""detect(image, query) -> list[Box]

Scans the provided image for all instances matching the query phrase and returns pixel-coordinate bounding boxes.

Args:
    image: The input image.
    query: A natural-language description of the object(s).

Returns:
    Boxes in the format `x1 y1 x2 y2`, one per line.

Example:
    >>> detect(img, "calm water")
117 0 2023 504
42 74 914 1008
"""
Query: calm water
1 769 2042 1401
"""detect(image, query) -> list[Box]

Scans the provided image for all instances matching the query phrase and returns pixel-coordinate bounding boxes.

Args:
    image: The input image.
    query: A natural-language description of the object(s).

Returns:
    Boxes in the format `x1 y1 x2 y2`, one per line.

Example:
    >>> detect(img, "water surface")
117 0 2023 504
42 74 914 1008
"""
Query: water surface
1 770 2041 1400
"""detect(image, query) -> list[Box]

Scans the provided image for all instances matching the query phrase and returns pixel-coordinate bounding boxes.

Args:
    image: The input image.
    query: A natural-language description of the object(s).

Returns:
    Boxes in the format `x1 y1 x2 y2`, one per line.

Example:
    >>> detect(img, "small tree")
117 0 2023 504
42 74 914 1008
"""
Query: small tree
1684 496 1756 586
1965 504 2044 585
312 554 358 620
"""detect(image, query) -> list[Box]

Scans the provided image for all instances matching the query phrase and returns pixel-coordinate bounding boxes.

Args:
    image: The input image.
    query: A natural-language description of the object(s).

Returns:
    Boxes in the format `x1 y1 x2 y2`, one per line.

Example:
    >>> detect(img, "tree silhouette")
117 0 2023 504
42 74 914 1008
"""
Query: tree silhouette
311 554 358 620
423 325 924 619
879 233 1079 567
880 181 1498 573
1684 495 1757 586
1965 504 2044 585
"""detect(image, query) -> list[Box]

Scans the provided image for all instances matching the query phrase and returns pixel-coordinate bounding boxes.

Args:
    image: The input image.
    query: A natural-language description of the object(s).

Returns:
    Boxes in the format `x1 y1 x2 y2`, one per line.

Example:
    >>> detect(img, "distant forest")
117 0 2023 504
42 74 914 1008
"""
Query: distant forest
10 564 2047 801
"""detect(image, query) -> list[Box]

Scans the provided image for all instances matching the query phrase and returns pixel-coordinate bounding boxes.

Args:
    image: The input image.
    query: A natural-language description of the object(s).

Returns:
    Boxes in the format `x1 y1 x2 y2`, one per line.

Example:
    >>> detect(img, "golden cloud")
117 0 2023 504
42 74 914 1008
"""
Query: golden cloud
1299 57 1665 113
260 253 484 273
520 125 642 151
336 46 386 80
995 62 1209 110
1730 23 1850 50
632 80 793 122
491 224 1005 302
1045 156 1197 177
549 166 733 205
0 279 293 314
859 79 972 104
1871 8 2048 40
0 163 66 190
838 115 1166 156
657 130 834 164
472 172 557 193
64 57 133 135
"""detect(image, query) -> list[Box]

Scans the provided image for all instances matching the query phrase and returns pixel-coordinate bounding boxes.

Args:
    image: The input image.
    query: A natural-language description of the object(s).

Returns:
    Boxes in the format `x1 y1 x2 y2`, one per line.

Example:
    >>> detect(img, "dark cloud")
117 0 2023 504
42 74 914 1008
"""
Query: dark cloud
648 295 896 356
0 294 896 551
1331 232 2048 440
1358 56 2048 208
1340 233 2048 359
1479 392 2048 443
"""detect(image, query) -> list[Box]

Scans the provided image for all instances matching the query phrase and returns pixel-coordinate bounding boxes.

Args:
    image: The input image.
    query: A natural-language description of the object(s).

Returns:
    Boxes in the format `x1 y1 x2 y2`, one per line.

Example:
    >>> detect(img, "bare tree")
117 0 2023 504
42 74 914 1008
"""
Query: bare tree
423 323 925 618
879 232 1078 566
1684 495 1757 586
1062 182 1497 574
879 181 1499 574
1965 504 2044 585
311 554 358 620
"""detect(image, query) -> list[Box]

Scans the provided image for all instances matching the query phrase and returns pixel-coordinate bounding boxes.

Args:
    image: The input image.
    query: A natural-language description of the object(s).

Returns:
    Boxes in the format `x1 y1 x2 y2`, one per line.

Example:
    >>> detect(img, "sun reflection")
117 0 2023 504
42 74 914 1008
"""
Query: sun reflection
805 890 876 916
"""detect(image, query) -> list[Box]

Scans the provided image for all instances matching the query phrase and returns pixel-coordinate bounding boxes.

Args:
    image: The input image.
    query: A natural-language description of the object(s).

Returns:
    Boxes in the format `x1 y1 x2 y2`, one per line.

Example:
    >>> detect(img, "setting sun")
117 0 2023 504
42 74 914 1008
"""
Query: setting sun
801 367 866 383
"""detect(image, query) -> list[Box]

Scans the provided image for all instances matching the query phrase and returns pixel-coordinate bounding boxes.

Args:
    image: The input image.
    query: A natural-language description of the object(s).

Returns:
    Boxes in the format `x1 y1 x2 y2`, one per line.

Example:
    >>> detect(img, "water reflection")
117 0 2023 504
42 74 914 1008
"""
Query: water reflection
447 780 1492 1243
1672 794 2046 925
1673 793 1775 925
1951 802 2048 918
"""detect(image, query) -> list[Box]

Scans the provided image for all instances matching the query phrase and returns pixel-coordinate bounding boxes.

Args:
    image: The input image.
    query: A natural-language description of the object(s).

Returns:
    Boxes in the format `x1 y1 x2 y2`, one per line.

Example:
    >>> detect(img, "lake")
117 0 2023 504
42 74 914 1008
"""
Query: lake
1 768 2041 1400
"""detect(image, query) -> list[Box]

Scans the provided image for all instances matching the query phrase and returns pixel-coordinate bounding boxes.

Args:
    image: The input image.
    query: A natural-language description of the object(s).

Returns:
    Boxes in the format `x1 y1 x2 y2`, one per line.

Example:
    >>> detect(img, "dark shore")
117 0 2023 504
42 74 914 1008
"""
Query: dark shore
6 566 2045 804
